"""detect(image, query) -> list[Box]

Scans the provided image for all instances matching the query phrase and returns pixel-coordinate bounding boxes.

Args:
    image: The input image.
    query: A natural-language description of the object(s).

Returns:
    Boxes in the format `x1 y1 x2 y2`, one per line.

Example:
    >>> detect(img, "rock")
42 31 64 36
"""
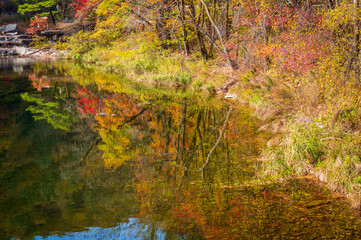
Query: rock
15 38 32 46
0 24 18 34
12 46 39 56
6 50 14 56
0 48 15 56
13 46 28 55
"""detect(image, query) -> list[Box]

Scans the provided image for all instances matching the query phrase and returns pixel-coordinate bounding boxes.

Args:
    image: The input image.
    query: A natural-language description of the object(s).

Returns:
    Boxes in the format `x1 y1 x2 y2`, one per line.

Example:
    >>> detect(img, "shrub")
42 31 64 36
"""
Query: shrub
67 31 95 59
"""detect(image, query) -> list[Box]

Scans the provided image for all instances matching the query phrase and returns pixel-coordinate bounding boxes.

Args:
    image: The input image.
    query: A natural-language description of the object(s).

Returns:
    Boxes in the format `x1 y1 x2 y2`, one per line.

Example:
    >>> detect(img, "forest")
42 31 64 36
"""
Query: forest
2 0 361 209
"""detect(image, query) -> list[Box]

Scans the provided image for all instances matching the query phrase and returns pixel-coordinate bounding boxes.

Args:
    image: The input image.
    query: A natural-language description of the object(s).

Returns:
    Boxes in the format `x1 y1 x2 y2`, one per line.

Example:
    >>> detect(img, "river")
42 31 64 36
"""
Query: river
1 58 361 239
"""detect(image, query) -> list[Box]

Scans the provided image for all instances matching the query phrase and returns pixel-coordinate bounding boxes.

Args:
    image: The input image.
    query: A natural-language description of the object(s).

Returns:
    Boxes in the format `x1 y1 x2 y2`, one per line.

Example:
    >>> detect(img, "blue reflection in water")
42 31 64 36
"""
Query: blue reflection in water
33 219 165 240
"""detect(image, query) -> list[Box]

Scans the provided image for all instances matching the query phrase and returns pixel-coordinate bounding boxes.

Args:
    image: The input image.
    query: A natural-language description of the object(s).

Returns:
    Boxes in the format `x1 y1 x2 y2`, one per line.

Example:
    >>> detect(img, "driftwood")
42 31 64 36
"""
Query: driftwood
41 30 65 37
215 79 238 93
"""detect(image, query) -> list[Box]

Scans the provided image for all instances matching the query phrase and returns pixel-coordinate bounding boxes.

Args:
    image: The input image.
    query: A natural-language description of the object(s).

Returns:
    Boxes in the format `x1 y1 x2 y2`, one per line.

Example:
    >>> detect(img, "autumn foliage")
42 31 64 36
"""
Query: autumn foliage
26 14 49 35
63 0 361 209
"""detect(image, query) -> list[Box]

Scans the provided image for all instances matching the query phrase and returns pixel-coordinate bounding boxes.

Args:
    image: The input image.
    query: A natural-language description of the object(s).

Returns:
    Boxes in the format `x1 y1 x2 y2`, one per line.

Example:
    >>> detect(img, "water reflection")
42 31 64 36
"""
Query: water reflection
1 59 361 240
33 219 166 240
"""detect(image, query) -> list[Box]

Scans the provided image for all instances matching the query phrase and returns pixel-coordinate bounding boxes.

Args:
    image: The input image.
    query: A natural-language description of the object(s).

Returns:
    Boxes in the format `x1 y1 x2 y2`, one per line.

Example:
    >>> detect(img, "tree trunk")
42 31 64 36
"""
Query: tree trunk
225 0 230 39
180 0 189 55
199 0 239 70
189 1 209 59
49 8 56 25
346 0 360 81
354 0 360 81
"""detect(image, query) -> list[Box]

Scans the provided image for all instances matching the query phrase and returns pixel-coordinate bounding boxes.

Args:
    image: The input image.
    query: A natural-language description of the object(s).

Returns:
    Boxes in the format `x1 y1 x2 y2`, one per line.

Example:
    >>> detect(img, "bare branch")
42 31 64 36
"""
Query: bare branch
196 106 232 171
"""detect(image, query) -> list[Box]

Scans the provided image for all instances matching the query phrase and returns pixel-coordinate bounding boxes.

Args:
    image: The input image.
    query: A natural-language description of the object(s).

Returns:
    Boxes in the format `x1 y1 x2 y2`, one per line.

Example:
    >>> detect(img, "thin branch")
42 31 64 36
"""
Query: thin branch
199 0 238 69
116 3 152 25
126 108 147 122
196 105 232 171
81 137 102 162
186 9 223 53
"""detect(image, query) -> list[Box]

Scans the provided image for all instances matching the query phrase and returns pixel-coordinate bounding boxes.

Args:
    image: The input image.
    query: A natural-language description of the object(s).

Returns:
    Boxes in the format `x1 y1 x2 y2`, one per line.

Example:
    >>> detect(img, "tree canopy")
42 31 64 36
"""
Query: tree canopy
17 0 58 24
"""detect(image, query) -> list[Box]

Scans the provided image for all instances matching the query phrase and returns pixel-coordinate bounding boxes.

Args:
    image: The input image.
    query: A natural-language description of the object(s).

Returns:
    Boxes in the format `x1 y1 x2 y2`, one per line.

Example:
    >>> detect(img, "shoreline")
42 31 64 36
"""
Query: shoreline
0 46 66 59
5 46 361 211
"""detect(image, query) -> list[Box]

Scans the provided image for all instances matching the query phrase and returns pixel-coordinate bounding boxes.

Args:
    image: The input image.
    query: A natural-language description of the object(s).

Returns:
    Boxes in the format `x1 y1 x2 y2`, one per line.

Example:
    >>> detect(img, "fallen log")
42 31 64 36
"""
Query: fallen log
41 30 65 38
215 79 238 93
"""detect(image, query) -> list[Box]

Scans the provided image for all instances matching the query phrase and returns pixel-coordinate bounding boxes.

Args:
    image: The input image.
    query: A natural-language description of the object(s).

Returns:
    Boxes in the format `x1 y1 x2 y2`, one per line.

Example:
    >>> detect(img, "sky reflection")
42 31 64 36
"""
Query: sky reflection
34 218 166 240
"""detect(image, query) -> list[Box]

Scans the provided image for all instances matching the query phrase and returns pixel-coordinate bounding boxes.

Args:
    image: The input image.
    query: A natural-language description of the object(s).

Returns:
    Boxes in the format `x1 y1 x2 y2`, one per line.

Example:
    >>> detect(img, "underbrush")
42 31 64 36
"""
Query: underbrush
260 121 361 209
249 66 361 209
0 13 26 25
62 16 361 209
65 31 227 93
29 36 54 49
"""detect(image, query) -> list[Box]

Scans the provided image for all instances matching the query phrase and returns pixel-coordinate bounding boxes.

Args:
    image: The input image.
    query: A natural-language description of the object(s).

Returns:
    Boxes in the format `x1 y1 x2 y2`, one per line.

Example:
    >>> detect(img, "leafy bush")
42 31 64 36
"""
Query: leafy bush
67 31 95 60
53 38 70 50
29 36 52 49
174 73 192 85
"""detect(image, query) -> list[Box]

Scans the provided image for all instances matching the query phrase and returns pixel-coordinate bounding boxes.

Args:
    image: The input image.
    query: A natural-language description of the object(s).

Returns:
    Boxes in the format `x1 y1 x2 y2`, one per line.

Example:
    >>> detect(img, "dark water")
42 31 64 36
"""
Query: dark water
1 58 361 240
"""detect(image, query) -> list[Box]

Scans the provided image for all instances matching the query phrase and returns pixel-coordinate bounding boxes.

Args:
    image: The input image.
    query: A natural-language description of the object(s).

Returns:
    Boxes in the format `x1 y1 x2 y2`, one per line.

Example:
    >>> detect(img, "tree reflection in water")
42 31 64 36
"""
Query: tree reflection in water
1 60 361 240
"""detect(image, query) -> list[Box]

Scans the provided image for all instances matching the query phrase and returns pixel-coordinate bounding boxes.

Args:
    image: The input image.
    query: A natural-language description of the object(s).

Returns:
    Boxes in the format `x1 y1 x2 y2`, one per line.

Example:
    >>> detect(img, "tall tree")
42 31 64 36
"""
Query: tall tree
18 0 58 24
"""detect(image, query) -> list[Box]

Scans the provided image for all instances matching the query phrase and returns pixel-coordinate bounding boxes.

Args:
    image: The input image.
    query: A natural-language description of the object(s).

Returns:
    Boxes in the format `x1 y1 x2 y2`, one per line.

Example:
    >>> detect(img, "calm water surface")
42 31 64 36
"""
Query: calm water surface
1 58 361 240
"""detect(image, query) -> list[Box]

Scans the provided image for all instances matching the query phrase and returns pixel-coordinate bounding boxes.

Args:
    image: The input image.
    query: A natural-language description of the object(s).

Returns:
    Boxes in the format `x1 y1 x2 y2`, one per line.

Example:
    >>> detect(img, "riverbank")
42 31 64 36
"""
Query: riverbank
3 58 361 239
4 40 361 211
6 31 360 210
235 67 361 210
49 28 361 210
62 33 238 95
7 4 359 209
1 46 66 59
